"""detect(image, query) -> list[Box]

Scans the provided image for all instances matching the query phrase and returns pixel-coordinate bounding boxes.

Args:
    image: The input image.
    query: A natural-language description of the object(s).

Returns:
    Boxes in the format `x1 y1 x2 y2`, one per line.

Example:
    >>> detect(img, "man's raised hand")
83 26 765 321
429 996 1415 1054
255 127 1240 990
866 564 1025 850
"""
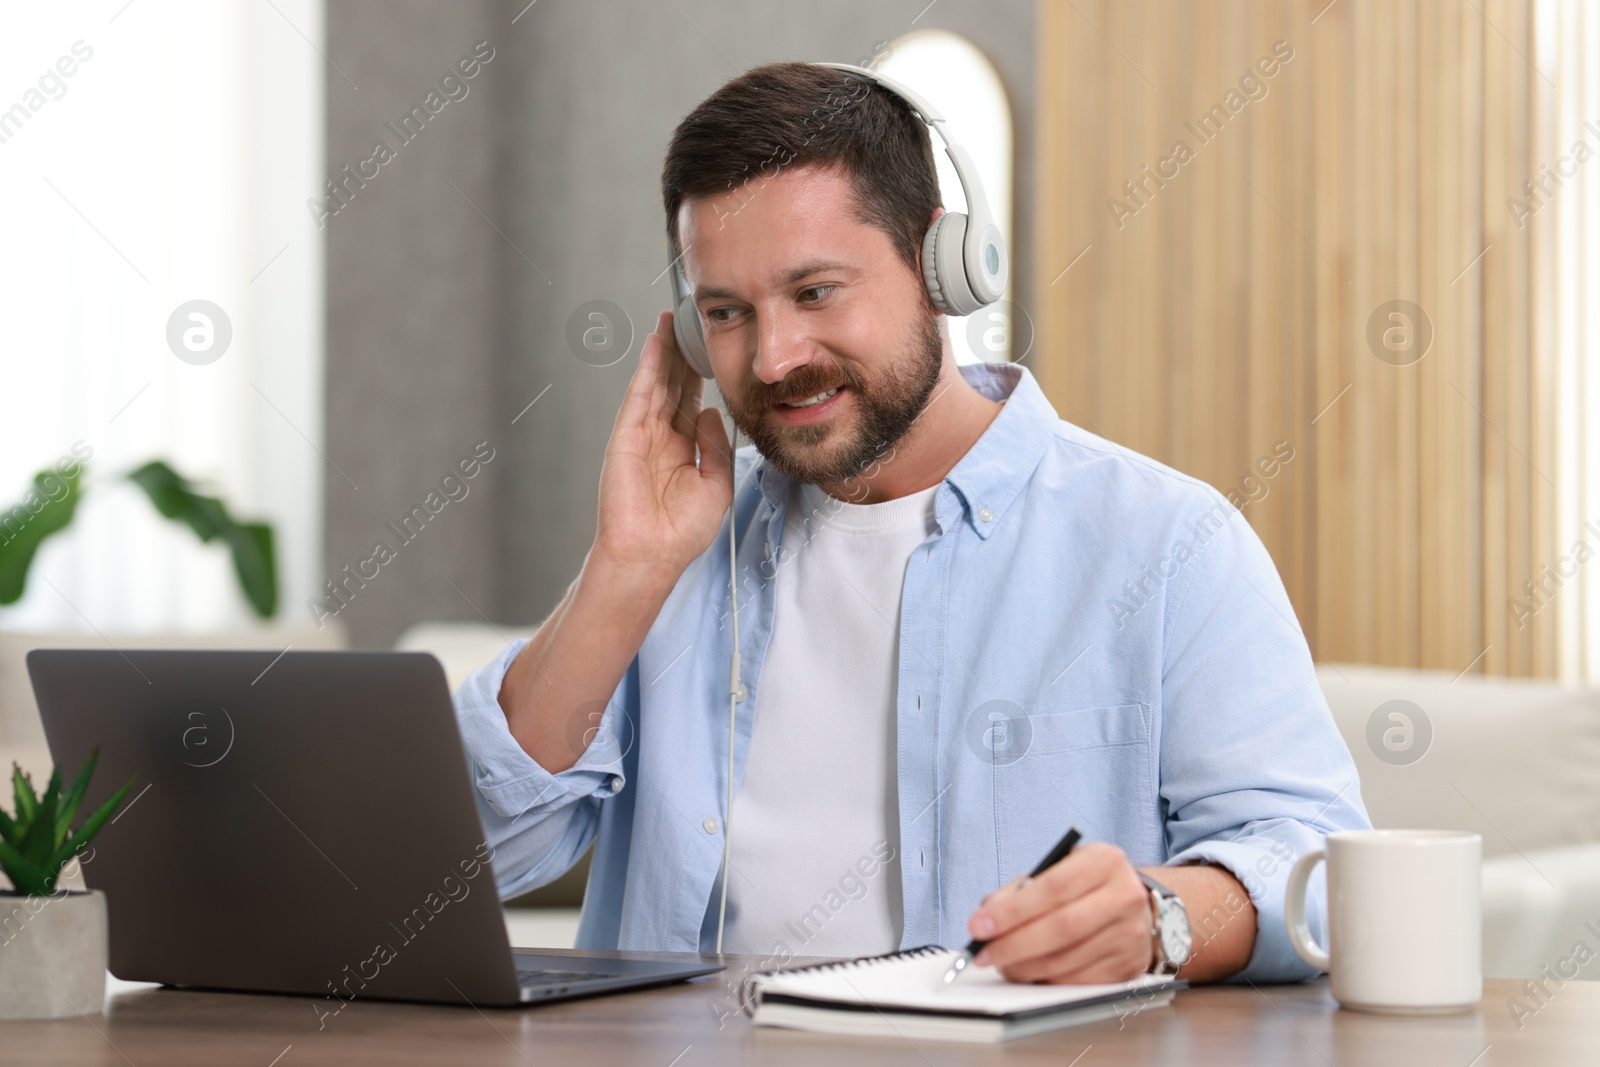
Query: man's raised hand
593 310 734 575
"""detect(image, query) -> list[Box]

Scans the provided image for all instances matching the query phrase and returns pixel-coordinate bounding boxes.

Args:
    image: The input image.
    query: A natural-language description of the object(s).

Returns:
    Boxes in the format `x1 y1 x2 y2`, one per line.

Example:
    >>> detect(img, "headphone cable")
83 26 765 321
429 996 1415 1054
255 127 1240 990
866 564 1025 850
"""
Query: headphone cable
716 416 744 955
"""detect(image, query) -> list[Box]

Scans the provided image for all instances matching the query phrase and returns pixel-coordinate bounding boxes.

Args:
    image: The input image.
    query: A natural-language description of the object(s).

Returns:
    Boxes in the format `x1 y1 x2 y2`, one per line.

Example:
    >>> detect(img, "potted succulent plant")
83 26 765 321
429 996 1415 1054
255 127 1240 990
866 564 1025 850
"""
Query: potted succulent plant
0 748 133 1020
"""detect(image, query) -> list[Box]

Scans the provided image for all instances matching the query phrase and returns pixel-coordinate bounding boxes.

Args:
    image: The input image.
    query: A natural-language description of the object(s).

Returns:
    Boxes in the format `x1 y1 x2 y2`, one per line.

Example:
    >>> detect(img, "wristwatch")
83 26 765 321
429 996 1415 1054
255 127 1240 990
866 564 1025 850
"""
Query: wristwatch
1139 872 1192 976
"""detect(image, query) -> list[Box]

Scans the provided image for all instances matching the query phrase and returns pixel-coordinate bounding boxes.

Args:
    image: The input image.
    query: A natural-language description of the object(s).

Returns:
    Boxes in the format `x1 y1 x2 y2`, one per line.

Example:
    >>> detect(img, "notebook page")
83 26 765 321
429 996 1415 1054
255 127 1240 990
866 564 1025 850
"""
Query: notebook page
760 949 1176 1017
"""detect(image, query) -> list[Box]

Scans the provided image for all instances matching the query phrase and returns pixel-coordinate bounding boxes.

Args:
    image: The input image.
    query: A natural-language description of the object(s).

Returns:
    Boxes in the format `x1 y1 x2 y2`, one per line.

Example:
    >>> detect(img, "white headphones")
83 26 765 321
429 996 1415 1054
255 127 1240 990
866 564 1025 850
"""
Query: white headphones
668 61 1009 379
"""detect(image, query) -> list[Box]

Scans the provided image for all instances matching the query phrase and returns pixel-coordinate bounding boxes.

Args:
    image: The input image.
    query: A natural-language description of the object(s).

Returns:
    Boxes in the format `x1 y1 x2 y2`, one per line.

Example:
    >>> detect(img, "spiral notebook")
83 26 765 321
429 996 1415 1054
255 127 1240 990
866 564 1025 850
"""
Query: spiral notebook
742 946 1183 1043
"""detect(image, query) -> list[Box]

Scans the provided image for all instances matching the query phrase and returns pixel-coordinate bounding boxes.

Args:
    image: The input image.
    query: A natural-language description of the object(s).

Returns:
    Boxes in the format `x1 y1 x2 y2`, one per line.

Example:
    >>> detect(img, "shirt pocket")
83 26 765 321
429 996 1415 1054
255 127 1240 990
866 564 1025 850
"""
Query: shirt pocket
1026 702 1150 754
994 702 1156 876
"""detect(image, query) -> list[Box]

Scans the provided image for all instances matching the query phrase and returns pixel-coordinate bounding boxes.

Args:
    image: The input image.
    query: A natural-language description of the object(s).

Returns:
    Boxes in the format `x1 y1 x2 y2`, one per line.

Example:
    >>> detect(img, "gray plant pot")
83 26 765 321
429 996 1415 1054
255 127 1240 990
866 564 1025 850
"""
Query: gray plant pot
0 889 108 1020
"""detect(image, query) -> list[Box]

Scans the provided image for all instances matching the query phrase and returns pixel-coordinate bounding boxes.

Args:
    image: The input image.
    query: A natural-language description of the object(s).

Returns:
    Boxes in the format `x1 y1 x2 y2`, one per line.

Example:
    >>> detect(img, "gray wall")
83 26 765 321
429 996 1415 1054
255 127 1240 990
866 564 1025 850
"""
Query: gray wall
326 0 1038 648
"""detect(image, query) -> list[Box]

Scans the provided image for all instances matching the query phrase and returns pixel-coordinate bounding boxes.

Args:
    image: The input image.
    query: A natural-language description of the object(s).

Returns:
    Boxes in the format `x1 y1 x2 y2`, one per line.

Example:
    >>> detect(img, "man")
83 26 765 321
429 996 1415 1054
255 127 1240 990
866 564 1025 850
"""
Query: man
453 62 1369 985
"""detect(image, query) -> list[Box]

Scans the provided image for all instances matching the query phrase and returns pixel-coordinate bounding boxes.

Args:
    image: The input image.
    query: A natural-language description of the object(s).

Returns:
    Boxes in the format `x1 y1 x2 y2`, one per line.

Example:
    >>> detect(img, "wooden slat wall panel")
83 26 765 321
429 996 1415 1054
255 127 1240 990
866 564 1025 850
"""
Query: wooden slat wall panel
1286 0 1318 629
1417 0 1444 669
1524 2 1560 680
1397 0 1423 667
1035 0 1560 676
1310 3 1350 660
1482 0 1536 675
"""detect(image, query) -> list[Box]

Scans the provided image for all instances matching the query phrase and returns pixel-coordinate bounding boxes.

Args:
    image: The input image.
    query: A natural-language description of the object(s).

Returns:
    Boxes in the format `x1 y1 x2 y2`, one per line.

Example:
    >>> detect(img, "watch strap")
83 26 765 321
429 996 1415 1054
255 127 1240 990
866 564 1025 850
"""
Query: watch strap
1138 872 1184 976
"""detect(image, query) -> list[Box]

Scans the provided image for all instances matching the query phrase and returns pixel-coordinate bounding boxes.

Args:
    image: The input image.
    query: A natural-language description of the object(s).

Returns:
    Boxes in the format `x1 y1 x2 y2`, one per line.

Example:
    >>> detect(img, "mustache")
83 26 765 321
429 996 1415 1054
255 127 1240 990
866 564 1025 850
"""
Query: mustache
743 361 865 408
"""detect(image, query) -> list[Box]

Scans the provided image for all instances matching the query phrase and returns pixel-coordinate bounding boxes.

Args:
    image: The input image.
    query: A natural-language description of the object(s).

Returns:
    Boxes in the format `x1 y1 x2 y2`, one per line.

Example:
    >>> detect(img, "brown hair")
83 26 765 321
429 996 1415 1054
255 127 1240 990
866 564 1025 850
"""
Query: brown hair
661 62 940 273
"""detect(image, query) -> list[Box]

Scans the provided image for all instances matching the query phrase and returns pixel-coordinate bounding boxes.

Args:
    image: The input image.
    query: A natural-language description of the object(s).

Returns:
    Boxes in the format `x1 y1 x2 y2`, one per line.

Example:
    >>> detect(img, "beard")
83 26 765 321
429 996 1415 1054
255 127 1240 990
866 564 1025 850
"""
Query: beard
725 309 945 486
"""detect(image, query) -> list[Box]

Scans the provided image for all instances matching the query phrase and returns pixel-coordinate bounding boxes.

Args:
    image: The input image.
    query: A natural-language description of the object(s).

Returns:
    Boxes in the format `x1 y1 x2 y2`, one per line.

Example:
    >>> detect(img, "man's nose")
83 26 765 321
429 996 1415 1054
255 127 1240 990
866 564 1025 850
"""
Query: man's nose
752 307 817 385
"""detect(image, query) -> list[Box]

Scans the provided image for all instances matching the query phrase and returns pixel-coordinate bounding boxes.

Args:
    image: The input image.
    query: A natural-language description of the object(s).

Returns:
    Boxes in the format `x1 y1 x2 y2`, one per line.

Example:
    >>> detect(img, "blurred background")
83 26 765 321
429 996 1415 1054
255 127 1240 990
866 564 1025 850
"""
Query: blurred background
3 0 1598 977
3 0 1595 675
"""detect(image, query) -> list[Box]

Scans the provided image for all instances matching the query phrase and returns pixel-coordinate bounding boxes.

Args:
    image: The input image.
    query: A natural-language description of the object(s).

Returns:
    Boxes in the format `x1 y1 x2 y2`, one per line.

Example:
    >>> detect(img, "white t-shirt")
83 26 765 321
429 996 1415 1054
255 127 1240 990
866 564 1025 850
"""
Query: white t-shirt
715 476 941 957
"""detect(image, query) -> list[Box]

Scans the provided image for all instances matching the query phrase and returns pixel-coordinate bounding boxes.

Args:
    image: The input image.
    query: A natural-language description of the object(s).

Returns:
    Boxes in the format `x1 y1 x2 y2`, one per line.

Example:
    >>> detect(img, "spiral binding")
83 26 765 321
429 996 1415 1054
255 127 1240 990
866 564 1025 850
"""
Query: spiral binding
736 945 945 1015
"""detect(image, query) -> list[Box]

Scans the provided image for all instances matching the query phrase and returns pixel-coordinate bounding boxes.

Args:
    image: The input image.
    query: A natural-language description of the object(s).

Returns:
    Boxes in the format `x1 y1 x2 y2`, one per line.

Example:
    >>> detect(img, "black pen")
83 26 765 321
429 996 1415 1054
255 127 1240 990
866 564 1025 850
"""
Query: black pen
940 827 1083 988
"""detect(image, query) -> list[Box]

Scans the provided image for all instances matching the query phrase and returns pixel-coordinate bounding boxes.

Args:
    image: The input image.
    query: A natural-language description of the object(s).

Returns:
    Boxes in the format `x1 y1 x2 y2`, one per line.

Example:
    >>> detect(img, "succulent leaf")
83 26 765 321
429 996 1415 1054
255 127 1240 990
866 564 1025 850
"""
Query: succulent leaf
0 749 133 896
54 746 100 843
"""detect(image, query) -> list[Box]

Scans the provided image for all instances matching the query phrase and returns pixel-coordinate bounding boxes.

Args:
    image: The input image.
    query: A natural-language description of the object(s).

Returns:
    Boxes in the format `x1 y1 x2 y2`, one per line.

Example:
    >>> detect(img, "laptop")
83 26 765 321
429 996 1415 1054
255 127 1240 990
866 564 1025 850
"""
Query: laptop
26 648 723 1008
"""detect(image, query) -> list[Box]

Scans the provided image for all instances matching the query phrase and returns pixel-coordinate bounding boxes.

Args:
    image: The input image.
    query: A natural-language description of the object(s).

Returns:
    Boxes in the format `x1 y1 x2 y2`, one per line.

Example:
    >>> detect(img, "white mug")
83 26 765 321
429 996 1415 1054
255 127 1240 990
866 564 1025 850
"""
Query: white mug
1285 829 1481 1014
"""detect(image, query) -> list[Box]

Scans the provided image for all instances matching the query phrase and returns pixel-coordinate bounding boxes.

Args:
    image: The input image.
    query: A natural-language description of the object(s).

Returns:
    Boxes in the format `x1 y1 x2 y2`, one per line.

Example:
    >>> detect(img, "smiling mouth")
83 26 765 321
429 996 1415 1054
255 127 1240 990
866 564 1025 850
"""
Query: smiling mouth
775 386 841 409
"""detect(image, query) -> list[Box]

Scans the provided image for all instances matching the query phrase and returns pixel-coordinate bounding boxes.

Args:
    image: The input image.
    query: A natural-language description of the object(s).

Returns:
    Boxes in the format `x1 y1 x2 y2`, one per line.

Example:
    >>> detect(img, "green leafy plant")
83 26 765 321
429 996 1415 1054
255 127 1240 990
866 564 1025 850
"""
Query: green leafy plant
0 467 83 606
126 461 277 617
0 459 276 618
0 748 134 896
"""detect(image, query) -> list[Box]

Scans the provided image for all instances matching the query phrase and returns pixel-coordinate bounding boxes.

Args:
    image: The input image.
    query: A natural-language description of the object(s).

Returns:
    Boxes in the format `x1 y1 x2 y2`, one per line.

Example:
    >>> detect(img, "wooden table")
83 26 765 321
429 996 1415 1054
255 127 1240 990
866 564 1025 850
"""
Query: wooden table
1 950 1594 1065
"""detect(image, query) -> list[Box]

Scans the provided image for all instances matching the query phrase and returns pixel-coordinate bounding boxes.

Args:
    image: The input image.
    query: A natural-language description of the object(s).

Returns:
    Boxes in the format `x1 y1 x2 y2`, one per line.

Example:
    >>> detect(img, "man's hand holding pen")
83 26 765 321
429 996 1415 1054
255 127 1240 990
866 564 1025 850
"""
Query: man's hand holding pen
960 841 1259 986
964 841 1160 985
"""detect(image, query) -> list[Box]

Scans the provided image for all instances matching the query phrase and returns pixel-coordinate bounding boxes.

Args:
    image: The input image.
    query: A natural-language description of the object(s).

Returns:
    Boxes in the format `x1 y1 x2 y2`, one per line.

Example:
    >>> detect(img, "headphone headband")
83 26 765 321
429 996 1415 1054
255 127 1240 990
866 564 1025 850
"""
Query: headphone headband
811 62 1001 250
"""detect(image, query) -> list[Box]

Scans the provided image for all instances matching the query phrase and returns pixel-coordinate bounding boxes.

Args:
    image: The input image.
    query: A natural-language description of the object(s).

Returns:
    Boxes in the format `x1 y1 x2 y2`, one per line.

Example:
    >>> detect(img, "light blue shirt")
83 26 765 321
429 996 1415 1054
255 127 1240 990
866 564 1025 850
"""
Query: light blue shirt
452 361 1370 982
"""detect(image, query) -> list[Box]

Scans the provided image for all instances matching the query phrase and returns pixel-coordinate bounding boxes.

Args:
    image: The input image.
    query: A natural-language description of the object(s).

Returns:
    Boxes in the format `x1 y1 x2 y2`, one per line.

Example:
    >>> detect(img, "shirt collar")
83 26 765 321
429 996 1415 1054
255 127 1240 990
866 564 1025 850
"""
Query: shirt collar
753 362 1057 540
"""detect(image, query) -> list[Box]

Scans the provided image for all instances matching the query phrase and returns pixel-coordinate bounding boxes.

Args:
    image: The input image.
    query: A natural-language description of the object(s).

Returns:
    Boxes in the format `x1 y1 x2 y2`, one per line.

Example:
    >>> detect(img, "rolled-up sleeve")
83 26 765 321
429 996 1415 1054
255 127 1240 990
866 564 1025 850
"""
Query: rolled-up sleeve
1157 494 1371 982
452 638 638 899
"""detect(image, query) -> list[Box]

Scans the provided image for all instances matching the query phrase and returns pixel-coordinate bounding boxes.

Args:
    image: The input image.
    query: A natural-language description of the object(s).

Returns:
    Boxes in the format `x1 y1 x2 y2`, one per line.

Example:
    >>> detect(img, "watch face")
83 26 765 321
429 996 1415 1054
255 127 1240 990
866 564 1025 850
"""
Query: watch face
1158 897 1192 965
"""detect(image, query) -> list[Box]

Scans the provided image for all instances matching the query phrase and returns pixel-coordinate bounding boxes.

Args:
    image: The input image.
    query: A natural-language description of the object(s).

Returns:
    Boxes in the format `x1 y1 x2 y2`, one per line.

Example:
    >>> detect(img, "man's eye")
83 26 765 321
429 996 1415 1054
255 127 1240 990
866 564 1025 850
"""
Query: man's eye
799 285 835 304
706 307 740 324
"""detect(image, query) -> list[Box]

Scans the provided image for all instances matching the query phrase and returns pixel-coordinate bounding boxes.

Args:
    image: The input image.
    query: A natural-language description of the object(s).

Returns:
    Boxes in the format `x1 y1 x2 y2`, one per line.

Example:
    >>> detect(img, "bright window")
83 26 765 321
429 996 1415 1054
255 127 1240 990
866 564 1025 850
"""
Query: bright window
1539 0 1600 680
0 0 324 633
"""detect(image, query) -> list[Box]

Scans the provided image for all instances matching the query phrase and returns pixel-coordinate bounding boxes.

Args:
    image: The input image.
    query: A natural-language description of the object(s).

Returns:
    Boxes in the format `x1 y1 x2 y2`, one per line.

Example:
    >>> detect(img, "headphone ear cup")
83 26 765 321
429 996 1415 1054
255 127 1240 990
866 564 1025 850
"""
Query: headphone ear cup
921 211 981 316
672 292 714 378
920 221 950 314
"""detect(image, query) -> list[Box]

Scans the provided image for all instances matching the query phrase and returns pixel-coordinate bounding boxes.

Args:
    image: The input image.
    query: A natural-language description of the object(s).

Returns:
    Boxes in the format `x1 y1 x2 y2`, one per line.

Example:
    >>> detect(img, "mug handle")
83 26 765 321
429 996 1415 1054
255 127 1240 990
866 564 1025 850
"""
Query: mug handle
1284 848 1331 971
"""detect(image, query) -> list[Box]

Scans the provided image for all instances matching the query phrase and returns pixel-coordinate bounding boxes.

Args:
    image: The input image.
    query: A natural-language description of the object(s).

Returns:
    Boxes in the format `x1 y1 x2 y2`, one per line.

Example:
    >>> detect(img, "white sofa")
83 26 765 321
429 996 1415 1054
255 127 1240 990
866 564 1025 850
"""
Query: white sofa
5 620 1595 976
1315 662 1600 981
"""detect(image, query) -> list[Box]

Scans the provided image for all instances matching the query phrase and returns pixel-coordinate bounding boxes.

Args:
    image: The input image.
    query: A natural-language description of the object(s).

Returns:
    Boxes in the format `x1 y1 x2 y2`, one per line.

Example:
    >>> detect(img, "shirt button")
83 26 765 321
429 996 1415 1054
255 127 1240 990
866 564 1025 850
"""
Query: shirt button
610 776 624 793
979 507 994 522
703 817 720 834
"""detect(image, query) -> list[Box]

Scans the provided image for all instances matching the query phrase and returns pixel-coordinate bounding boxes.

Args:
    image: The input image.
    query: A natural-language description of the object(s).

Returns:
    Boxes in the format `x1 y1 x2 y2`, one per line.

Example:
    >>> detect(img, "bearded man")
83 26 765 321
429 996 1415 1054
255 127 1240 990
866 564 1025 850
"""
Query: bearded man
453 62 1370 986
